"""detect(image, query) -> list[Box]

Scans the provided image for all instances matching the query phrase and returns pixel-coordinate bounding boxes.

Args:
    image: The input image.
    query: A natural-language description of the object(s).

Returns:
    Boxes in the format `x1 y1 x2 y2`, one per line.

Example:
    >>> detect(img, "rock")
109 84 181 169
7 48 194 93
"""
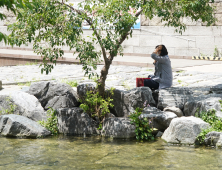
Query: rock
56 108 99 135
77 83 96 100
162 116 210 144
0 91 47 121
183 101 202 117
0 80 2 90
28 81 79 110
204 131 222 146
140 107 177 132
215 134 222 148
155 131 163 137
0 114 51 138
110 87 156 117
201 97 222 118
152 89 159 104
105 113 116 119
163 106 184 117
210 84 222 94
184 96 222 118
101 117 136 138
157 87 194 110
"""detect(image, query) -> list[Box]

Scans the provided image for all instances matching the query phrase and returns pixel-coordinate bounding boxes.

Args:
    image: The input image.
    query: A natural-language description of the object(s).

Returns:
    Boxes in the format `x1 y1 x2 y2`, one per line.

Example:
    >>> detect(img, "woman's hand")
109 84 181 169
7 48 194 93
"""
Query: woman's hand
153 48 159 54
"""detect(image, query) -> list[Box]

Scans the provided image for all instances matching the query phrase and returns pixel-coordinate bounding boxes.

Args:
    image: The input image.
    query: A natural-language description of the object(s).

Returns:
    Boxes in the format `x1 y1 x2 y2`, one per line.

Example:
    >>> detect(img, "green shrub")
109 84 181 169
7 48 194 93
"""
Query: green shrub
38 108 59 135
79 88 114 124
129 103 157 141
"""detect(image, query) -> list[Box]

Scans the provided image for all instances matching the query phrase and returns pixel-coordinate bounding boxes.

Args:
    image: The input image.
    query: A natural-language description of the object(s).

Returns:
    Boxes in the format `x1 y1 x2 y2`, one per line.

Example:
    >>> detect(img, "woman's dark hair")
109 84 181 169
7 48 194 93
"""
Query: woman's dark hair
155 45 168 56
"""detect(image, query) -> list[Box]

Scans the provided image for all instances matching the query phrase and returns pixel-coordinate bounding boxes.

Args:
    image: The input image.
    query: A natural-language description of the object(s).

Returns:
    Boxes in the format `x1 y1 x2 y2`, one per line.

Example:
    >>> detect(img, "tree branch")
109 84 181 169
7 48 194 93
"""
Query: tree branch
109 8 143 60
59 1 108 63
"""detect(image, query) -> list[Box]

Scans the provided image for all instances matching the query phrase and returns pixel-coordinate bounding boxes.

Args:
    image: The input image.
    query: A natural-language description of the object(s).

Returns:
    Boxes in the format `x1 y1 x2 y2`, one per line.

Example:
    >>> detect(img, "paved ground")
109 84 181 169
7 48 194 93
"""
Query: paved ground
1 48 222 68
0 49 222 93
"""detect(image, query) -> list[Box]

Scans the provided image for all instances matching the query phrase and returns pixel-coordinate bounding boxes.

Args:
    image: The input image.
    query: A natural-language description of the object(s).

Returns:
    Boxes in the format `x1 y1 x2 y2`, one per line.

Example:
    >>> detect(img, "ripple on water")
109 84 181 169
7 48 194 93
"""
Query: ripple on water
0 135 222 170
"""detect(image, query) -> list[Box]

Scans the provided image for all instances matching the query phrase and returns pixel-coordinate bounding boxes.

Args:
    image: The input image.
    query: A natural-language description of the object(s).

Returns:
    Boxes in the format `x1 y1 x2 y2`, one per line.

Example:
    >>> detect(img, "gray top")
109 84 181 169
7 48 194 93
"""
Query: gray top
150 53 173 89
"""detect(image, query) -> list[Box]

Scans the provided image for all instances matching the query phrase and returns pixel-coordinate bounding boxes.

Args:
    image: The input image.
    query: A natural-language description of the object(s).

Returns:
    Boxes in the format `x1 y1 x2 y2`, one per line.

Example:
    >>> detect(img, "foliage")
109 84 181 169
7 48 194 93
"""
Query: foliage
8 0 216 96
61 79 78 87
79 87 114 122
129 102 157 141
213 46 220 58
38 108 59 135
0 96 17 115
196 109 222 144
0 0 25 43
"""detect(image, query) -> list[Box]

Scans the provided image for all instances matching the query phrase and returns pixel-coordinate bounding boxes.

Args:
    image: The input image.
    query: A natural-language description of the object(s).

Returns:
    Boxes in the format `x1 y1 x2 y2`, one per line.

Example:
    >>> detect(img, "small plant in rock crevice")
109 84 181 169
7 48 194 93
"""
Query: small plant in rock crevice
0 97 17 115
38 108 59 135
129 101 157 141
196 109 222 145
79 87 114 128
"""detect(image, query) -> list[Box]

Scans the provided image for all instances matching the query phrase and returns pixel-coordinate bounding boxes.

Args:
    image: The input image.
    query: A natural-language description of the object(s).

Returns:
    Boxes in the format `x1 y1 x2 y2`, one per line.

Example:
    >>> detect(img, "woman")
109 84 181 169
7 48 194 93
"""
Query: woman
144 45 172 90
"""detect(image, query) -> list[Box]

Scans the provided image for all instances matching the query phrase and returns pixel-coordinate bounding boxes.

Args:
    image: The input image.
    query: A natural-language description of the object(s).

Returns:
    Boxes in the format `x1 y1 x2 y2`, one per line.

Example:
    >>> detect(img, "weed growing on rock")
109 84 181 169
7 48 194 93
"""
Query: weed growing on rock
129 101 157 141
196 109 222 144
38 108 59 135
0 97 16 115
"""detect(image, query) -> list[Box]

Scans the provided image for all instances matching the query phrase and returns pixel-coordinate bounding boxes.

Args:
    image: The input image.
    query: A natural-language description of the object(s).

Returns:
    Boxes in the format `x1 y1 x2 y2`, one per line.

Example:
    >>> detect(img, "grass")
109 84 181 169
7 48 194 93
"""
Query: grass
178 80 182 84
60 79 78 87
176 70 184 73
24 60 39 65
17 82 32 86
121 80 131 90
146 69 153 71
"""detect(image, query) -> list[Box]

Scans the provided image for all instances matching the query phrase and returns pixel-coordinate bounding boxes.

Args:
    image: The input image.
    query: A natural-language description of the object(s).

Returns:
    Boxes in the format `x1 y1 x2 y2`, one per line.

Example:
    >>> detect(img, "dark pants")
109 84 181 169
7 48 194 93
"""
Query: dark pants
144 79 159 90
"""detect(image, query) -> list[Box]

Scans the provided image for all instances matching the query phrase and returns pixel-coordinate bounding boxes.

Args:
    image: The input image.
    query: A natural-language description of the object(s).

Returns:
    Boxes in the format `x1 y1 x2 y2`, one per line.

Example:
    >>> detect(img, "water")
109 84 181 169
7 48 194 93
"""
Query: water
0 135 222 170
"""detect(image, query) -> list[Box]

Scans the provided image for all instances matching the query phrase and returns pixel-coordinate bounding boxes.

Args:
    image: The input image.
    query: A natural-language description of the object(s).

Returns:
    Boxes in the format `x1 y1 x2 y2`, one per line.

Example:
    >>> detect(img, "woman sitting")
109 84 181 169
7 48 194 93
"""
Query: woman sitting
144 45 172 90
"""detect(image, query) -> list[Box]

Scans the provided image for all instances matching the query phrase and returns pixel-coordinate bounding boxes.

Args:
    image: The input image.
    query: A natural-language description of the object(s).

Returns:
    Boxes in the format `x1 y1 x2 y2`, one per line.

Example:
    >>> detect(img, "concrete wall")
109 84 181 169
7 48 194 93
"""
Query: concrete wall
1 1 222 57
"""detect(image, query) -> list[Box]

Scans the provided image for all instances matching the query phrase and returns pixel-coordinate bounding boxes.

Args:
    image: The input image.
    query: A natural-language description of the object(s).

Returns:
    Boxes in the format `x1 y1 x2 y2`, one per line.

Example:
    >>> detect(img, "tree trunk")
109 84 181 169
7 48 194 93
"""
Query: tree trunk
97 58 112 97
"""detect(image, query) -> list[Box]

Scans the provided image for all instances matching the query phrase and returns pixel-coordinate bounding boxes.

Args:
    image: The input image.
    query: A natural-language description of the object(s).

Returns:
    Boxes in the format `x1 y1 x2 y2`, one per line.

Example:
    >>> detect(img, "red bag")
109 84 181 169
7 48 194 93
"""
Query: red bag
136 78 150 87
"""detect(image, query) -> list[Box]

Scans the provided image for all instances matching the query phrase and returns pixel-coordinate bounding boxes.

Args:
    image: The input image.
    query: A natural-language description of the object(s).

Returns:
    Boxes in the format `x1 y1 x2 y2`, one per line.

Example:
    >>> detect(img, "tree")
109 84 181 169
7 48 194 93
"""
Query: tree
0 0 24 43
8 0 216 96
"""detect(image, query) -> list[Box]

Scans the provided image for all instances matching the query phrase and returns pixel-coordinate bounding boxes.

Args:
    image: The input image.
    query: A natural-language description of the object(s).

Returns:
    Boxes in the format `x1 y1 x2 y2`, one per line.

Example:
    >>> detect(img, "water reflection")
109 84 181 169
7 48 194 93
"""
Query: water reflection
0 135 222 169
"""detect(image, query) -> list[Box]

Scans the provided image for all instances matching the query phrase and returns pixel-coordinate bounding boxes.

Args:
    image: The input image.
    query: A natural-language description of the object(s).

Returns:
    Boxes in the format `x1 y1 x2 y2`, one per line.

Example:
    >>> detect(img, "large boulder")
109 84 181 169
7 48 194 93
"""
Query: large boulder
157 87 194 110
140 107 177 132
0 91 46 121
28 81 79 110
101 117 136 138
110 87 156 117
56 108 99 135
183 96 222 118
0 114 51 138
162 116 210 144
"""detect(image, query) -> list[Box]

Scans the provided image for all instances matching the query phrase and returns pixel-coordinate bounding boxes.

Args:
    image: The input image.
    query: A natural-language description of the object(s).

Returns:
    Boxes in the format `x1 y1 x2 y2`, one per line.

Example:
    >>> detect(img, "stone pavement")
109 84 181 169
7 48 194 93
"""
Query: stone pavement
0 49 222 93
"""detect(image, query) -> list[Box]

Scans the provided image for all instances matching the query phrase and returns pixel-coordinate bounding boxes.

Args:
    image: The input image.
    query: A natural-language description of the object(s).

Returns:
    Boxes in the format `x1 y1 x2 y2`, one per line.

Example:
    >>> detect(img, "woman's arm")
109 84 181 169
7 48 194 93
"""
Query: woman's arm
151 53 168 63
